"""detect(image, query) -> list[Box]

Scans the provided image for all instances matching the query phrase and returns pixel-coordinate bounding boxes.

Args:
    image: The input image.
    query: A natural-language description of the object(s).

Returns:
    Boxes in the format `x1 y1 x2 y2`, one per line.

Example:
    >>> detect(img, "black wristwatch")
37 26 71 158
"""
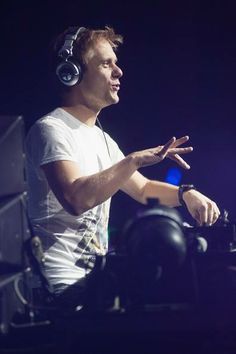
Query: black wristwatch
178 184 196 206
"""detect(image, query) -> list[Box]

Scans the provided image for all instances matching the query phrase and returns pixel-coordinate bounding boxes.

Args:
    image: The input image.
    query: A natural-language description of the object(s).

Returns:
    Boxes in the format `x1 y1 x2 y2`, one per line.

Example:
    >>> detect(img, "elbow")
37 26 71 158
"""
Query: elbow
62 201 83 216
64 193 95 216
62 178 98 216
66 205 85 217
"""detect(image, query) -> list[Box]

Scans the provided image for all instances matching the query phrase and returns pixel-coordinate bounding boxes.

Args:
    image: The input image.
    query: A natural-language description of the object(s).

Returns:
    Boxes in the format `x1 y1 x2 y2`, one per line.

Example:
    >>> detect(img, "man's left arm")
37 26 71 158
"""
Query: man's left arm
121 171 220 226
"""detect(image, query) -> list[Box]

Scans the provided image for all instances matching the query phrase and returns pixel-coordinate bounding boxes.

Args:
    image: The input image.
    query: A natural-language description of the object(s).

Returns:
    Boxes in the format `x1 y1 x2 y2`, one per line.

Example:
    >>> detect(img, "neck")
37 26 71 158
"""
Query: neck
61 104 99 127
61 90 101 127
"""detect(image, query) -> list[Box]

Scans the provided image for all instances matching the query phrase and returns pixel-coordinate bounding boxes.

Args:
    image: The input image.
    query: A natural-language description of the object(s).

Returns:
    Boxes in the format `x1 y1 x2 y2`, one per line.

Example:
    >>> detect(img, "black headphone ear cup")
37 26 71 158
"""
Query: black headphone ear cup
56 59 83 87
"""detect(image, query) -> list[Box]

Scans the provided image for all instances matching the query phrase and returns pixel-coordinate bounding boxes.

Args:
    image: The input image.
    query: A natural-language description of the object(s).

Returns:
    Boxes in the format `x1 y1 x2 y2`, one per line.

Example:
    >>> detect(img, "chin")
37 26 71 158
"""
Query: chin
112 94 120 104
106 97 119 107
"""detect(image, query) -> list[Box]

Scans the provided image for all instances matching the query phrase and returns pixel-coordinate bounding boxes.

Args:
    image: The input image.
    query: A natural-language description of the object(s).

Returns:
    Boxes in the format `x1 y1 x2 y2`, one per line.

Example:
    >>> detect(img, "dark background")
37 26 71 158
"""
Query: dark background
1 0 236 239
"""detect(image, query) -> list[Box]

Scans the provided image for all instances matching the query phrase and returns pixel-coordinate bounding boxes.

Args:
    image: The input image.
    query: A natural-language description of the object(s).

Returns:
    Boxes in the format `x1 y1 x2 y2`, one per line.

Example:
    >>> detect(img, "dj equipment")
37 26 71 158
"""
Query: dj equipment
83 202 236 312
0 115 25 198
0 194 29 273
0 272 26 334
185 218 236 252
56 26 86 86
122 203 187 271
0 115 30 334
0 199 233 352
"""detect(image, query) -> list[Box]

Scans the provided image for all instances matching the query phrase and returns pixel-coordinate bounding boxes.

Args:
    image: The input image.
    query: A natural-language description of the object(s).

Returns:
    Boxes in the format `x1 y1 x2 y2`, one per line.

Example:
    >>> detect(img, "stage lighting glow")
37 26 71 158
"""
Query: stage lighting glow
165 167 182 186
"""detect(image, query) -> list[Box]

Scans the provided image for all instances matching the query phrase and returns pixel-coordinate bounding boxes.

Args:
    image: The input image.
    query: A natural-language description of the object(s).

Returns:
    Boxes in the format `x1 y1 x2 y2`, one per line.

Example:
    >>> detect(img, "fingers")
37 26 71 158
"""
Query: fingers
199 206 208 226
184 190 221 227
207 202 221 225
171 135 189 148
168 154 191 169
155 136 192 159
156 136 176 157
168 147 193 155
195 201 220 226
150 135 192 168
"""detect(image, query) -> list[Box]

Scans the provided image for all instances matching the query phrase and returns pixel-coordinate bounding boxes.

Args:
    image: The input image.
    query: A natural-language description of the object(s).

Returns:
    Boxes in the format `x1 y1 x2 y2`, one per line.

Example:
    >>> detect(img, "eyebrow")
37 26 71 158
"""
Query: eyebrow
101 56 118 63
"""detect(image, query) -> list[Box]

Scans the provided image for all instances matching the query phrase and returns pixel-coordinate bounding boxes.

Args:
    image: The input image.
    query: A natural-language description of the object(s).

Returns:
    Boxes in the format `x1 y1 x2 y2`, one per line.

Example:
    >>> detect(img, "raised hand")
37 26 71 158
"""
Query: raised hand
131 136 193 169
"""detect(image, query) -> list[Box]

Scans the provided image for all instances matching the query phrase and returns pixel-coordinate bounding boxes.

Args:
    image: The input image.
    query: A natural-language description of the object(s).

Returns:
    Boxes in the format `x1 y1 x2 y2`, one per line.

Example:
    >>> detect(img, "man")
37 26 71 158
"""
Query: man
25 26 220 308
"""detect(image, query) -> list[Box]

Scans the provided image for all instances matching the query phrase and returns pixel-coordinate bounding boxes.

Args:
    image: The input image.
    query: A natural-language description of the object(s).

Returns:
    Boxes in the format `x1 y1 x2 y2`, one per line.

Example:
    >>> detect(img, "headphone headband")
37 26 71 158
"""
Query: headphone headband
58 27 86 60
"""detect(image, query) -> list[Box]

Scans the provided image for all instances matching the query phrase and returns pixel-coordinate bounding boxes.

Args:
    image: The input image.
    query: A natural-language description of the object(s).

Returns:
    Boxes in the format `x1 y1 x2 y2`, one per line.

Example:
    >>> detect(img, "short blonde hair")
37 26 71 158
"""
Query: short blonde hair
53 26 123 70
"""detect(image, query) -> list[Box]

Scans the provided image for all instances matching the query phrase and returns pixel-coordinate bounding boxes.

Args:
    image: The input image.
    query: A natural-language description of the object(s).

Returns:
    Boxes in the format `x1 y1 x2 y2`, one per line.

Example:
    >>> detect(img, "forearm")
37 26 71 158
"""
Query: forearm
68 155 138 214
43 138 189 215
142 180 181 207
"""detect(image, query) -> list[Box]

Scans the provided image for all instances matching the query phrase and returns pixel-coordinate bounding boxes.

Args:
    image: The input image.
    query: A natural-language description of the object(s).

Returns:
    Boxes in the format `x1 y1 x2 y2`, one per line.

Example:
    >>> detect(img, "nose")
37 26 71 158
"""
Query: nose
112 64 123 79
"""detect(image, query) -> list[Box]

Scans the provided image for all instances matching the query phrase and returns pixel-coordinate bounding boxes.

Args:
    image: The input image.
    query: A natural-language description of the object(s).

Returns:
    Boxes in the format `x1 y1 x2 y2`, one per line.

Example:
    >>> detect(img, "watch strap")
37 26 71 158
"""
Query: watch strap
178 184 196 206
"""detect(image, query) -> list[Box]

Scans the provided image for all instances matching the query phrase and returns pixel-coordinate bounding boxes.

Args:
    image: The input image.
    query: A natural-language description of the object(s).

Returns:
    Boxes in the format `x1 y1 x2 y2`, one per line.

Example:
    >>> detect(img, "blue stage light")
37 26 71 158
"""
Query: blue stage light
165 167 182 186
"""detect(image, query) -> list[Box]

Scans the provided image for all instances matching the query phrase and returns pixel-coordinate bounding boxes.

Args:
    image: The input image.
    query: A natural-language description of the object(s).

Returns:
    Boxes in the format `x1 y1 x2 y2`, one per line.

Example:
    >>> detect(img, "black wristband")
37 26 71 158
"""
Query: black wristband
178 184 196 206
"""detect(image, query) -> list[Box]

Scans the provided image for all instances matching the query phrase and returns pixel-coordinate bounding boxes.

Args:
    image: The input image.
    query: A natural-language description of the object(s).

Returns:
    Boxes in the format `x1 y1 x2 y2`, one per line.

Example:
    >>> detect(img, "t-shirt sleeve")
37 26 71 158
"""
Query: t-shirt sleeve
26 118 77 169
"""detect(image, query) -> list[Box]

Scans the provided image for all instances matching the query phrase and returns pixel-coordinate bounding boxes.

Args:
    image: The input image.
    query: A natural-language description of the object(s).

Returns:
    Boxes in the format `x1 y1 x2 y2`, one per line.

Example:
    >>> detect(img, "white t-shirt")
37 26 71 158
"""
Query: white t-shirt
25 108 124 288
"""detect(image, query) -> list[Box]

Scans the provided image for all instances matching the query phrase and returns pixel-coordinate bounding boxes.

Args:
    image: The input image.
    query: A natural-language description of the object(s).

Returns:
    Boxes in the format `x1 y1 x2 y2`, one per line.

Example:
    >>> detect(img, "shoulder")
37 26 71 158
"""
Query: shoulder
35 108 69 129
27 108 71 139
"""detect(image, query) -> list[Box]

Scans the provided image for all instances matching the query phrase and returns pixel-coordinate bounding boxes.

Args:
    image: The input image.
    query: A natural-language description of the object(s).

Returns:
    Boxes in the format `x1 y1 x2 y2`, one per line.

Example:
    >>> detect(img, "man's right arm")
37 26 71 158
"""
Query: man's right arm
41 156 138 215
41 136 192 216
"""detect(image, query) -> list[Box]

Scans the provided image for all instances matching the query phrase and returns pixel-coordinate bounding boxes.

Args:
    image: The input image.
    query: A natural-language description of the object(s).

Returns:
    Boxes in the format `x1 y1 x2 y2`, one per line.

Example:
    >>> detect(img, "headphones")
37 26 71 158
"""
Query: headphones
56 26 86 86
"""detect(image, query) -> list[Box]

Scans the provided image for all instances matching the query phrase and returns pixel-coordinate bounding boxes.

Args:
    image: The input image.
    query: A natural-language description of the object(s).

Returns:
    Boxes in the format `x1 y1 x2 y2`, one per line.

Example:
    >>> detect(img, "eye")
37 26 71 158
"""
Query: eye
102 61 109 67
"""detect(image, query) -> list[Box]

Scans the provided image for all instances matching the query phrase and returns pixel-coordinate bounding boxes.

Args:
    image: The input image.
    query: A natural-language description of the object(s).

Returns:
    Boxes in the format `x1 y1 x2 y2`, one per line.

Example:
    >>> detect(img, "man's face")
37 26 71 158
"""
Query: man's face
78 39 123 110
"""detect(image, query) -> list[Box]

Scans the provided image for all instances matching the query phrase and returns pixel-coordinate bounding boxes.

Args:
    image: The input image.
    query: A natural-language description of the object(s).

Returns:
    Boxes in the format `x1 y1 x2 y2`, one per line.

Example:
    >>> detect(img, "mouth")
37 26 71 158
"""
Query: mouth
111 84 120 92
